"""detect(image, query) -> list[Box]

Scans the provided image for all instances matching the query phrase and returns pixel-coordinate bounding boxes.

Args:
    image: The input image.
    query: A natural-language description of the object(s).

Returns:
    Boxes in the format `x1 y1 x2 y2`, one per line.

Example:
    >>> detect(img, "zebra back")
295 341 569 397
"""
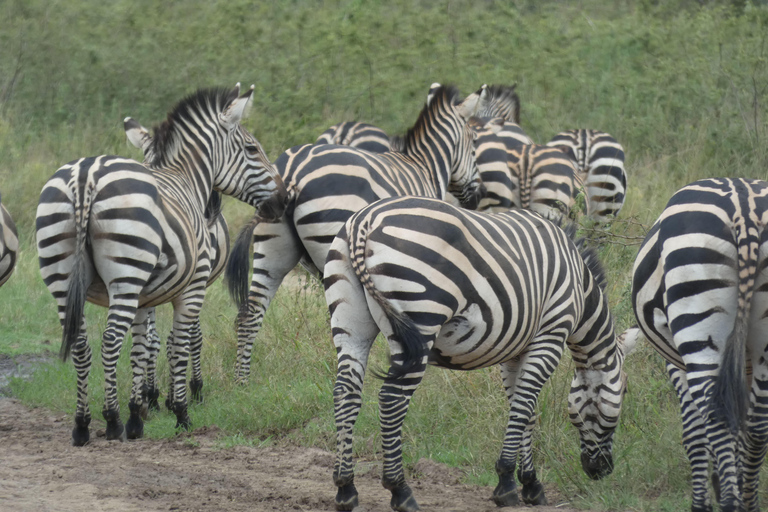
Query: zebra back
315 121 391 153
0 197 19 288
547 129 626 222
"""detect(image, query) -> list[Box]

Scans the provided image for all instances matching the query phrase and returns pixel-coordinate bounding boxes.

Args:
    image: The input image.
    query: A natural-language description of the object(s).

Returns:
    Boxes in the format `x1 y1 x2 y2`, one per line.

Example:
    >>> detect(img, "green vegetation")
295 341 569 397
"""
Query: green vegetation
1 0 767 510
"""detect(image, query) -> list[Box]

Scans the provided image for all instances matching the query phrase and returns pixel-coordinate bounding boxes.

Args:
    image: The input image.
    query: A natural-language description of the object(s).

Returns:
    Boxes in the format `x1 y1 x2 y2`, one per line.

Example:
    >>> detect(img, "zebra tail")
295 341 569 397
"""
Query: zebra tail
711 233 757 436
225 218 256 310
61 179 93 362
348 232 427 381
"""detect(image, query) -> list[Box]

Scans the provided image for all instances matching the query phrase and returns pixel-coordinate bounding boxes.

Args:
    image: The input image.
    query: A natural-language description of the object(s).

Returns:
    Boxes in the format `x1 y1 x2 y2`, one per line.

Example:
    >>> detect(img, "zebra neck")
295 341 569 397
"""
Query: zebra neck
153 165 213 217
401 135 454 198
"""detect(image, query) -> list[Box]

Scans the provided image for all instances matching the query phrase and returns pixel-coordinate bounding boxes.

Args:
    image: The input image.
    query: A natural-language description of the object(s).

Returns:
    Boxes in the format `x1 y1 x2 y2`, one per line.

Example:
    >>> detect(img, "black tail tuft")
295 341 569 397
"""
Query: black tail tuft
61 257 88 361
225 219 256 309
371 311 427 382
711 314 749 436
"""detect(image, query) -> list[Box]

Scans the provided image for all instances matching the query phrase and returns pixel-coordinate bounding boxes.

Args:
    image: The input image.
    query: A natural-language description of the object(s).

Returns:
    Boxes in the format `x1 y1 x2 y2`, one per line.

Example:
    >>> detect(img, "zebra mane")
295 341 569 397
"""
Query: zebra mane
561 221 607 292
477 84 520 124
401 85 462 152
148 87 239 168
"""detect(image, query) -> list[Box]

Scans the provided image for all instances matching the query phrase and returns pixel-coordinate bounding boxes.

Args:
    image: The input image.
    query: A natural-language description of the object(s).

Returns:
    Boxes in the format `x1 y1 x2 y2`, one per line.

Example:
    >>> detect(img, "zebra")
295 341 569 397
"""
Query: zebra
0 193 19 288
226 83 489 383
546 129 627 223
324 196 633 511
123 120 231 409
630 177 768 511
316 121 391 153
476 142 581 221
35 84 287 446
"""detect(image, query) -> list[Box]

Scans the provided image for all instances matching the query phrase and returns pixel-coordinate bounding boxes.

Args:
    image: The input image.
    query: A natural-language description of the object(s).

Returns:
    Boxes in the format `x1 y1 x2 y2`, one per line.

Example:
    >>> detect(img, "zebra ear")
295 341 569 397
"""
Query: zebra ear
124 117 152 152
456 84 489 120
426 82 442 106
221 83 255 128
616 326 642 357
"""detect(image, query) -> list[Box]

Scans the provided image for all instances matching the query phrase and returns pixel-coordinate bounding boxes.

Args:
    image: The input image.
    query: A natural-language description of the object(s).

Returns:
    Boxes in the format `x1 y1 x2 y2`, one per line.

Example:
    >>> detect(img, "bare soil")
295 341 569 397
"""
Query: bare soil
0 395 585 512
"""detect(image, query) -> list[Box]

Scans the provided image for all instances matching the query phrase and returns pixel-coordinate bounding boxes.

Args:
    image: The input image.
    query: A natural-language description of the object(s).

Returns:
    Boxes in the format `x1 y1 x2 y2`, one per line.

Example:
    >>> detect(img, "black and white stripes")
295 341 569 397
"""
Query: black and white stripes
36 84 287 446
631 177 768 512
324 196 632 511
0 193 18 288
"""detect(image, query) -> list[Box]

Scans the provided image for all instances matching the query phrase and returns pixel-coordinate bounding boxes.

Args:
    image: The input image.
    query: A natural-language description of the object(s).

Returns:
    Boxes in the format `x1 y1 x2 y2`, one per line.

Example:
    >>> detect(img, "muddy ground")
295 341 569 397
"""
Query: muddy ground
0 355 582 512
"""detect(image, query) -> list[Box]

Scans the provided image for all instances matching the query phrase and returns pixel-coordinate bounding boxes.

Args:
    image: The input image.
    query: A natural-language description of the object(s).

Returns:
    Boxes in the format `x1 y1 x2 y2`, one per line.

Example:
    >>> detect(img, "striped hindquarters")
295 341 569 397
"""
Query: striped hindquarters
316 121 392 153
547 129 626 222
0 200 19 287
505 144 579 221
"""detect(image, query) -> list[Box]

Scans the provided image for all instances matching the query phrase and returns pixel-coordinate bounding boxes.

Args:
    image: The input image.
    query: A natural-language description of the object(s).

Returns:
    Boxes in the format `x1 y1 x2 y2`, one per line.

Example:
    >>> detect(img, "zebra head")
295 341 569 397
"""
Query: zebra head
211 84 288 221
447 84 489 210
567 329 634 480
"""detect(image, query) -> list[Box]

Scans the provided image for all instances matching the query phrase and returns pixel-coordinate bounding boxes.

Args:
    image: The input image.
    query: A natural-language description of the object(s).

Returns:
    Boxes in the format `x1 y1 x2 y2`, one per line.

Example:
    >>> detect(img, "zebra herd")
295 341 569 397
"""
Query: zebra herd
0 80 762 511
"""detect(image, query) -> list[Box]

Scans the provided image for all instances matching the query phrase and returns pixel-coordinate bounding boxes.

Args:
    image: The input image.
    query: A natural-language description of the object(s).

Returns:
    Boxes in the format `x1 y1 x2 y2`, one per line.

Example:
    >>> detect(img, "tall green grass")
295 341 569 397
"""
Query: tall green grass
2 0 768 510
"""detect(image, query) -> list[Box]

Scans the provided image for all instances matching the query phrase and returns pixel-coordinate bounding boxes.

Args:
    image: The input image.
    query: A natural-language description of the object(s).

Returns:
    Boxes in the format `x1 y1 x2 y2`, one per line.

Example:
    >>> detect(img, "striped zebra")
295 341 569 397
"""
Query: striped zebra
36 84 287 446
478 143 581 221
0 194 19 288
226 83 488 383
325 196 633 511
124 121 231 409
631 177 768 511
547 129 626 222
316 121 391 153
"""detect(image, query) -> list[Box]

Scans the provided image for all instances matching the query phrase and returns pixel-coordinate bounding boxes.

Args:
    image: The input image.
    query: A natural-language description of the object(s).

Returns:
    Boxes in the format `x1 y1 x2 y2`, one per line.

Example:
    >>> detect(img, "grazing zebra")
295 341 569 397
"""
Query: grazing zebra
547 129 626 222
123 121 231 409
226 83 488 383
36 84 287 446
316 121 391 153
631 177 768 511
325 196 633 511
0 194 19 288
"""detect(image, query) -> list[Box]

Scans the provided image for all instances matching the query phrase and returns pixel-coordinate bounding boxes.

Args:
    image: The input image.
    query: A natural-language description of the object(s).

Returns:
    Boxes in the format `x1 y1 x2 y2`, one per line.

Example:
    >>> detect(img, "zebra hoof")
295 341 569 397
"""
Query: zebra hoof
690 504 713 512
335 482 359 511
105 421 126 442
389 484 420 512
492 471 520 507
126 405 144 440
521 480 547 506
71 425 90 446
146 388 161 412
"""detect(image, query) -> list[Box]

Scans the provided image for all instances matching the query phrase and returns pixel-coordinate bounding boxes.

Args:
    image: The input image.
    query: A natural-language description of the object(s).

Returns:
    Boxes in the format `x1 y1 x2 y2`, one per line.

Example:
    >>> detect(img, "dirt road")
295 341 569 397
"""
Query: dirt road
0 396 584 512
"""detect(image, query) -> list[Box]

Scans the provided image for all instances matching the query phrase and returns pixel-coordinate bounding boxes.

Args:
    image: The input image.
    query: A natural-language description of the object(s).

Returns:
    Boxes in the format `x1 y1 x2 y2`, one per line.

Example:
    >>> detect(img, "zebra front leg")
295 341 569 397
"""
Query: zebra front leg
667 362 714 512
167 292 205 431
126 308 150 440
495 341 564 507
188 318 204 403
70 320 92 446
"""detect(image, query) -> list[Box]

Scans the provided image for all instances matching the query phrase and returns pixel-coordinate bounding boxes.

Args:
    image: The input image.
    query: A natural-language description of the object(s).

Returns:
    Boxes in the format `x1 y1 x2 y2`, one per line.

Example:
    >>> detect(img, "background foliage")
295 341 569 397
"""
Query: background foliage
1 0 767 510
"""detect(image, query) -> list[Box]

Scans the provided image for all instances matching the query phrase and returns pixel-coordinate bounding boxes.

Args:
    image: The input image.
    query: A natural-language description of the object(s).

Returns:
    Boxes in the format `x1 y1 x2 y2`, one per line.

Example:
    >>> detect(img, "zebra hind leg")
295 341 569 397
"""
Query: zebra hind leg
188 318 204 403
517 414 547 505
70 319 92 446
126 309 151 440
143 308 162 412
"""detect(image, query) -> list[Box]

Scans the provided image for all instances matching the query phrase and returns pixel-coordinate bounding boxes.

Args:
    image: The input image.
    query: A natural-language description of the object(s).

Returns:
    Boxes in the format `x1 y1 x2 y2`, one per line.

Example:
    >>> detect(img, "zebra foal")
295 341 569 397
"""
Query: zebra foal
631 177 768 512
0 193 18 288
325 196 633 511
226 83 488 383
36 84 287 446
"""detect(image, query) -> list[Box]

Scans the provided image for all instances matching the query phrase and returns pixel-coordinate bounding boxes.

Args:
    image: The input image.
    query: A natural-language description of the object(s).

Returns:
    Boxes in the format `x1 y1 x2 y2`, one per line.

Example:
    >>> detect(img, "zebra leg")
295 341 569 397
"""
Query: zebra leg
70 319 92 446
188 318 204 403
667 362 714 512
234 218 303 384
743 361 768 511
379 359 427 512
101 303 138 443
494 341 564 507
126 308 150 440
326 240 380 511
143 308 161 412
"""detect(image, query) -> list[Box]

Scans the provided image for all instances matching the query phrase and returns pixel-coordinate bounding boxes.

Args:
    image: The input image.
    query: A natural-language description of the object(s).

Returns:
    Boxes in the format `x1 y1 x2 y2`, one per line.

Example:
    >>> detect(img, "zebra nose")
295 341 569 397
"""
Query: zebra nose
459 182 486 210
581 452 613 480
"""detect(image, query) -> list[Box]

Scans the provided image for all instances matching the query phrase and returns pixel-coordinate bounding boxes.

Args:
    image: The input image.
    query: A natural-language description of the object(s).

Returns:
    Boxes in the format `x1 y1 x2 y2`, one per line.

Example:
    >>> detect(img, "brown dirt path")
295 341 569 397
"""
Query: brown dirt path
0 397 585 512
